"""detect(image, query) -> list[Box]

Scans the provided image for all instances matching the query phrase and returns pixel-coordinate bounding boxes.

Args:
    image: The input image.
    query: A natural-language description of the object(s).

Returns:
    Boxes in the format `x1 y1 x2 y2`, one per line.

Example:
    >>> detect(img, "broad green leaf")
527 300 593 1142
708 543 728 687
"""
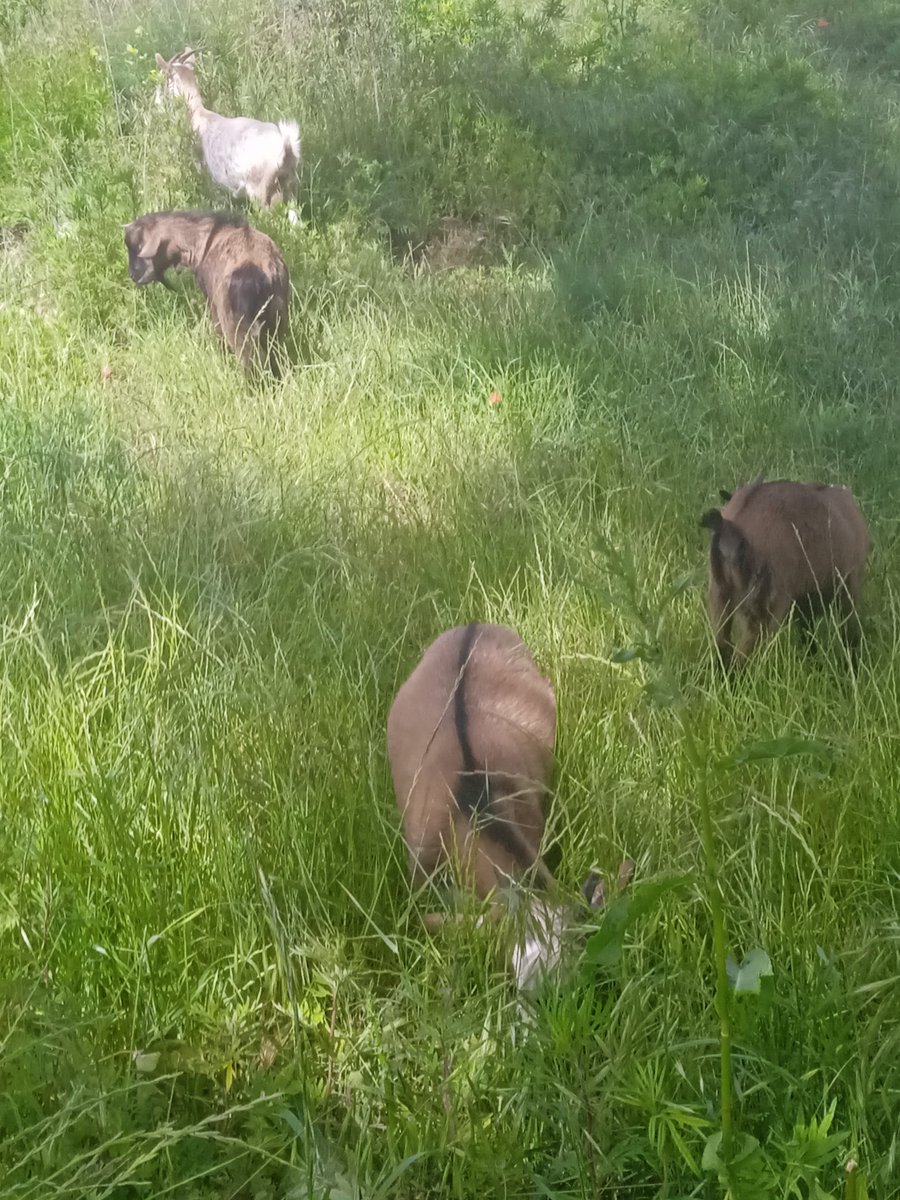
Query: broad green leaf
133 1052 160 1073
703 1132 774 1199
279 1107 305 1138
700 1131 762 1170
642 678 680 708
731 1132 762 1164
609 646 642 662
582 875 690 973
702 1131 724 1171
726 948 774 994
723 735 832 768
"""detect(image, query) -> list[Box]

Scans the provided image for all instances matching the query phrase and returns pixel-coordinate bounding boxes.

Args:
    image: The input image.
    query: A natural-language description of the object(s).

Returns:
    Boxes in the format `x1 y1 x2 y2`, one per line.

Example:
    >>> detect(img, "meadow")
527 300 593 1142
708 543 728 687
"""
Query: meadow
1 0 900 1194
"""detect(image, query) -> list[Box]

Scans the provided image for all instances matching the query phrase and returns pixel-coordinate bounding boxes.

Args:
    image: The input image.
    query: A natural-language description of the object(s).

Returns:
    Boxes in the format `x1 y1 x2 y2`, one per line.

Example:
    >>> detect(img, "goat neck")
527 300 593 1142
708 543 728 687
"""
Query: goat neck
162 213 224 272
175 65 211 134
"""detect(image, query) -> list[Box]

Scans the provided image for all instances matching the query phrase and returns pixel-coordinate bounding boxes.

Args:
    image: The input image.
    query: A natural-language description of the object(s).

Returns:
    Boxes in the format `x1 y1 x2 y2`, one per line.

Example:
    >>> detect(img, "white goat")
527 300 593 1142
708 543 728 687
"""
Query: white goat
155 49 301 209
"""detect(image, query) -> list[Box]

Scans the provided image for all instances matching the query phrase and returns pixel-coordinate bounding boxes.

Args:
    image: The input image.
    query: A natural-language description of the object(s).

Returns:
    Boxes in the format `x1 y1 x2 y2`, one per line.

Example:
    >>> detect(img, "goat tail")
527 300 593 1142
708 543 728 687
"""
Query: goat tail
277 120 302 168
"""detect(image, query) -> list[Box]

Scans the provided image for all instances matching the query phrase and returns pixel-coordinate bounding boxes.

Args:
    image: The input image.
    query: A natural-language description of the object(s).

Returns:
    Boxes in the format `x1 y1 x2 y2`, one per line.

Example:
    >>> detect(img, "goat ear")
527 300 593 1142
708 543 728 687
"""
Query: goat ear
154 53 168 70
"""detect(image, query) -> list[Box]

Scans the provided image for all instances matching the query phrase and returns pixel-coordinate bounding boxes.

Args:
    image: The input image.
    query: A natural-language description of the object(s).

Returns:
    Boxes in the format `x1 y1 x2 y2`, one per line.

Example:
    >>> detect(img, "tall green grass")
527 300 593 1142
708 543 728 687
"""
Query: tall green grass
1 0 899 1194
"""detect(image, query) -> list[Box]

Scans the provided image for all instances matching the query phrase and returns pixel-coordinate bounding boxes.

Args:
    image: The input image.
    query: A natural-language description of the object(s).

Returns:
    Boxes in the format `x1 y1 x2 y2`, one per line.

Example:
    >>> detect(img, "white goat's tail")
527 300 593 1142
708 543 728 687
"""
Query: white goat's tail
277 121 301 168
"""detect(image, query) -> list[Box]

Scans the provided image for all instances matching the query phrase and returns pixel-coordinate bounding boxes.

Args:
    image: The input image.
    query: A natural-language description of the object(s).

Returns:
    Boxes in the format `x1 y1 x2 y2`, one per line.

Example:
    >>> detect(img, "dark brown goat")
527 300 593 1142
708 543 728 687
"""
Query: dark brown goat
700 479 869 666
123 211 289 373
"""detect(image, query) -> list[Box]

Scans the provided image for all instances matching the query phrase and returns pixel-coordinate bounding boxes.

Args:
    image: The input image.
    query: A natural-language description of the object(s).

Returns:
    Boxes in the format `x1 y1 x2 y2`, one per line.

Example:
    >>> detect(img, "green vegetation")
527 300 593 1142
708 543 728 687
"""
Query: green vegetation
1 0 899 1194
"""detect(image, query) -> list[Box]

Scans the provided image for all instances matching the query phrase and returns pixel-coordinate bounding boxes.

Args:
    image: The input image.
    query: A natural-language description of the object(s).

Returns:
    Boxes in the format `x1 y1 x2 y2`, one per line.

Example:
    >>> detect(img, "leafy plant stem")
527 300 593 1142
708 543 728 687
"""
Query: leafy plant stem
682 717 734 1172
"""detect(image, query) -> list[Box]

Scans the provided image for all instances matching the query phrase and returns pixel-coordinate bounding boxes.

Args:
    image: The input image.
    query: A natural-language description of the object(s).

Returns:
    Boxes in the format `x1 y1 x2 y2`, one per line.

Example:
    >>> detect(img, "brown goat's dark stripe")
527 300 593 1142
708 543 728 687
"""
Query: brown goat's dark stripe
454 621 480 777
453 623 537 873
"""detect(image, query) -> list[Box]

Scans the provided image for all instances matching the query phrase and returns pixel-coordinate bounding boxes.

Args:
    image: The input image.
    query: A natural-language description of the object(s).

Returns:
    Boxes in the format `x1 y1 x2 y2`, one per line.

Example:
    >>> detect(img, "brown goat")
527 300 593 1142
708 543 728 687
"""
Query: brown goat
387 623 634 970
123 211 289 374
700 479 869 666
388 624 557 902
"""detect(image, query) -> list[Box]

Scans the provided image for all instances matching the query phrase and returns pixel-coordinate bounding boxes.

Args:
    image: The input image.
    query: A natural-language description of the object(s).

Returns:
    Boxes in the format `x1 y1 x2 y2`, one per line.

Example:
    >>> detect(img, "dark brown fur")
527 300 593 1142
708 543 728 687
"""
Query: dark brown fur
123 211 289 374
700 479 869 666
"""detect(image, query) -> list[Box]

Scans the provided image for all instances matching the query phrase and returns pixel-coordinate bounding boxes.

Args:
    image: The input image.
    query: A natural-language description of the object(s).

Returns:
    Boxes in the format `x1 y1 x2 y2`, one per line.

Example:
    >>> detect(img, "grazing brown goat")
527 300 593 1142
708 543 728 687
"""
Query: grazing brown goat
387 622 633 988
700 479 869 666
123 211 289 374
